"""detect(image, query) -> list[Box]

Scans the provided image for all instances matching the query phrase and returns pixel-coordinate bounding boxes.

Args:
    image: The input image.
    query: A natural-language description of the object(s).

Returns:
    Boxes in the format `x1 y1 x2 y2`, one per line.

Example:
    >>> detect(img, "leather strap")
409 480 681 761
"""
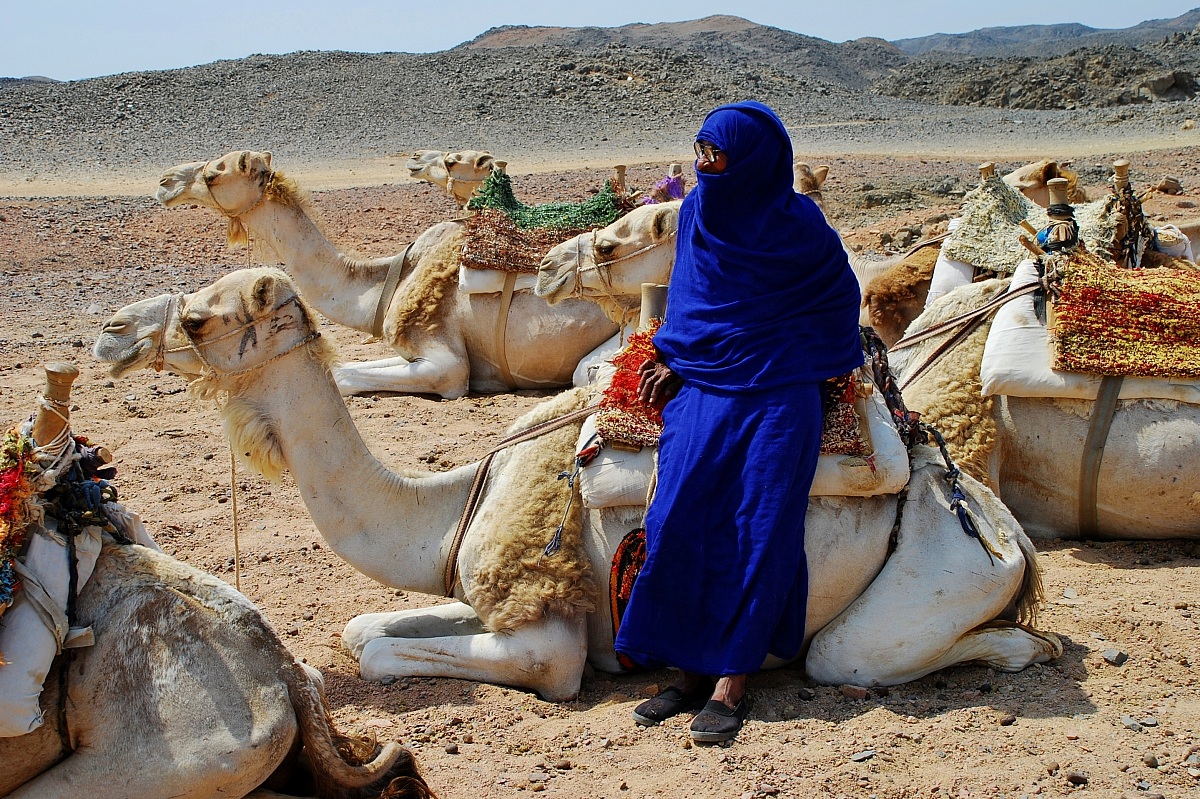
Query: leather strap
493 271 518 389
372 244 413 339
1078 375 1123 538
891 281 1039 353
443 402 601 596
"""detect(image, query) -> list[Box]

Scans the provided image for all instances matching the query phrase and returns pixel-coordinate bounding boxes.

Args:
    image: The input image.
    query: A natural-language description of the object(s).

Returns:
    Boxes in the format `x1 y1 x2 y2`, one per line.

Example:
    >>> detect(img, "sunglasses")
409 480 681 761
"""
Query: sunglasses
694 140 723 162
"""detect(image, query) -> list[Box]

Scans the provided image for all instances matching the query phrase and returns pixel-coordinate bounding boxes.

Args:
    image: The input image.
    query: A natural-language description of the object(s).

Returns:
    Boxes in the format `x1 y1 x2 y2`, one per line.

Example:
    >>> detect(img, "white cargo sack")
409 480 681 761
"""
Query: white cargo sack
458 265 538 295
925 219 974 308
980 260 1200 403
576 371 912 509
1153 225 1194 262
0 517 103 737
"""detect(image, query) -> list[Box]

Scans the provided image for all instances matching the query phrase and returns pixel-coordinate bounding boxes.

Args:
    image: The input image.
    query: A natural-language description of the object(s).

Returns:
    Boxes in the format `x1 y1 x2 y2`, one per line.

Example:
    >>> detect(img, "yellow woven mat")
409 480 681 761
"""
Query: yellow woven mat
1051 249 1200 378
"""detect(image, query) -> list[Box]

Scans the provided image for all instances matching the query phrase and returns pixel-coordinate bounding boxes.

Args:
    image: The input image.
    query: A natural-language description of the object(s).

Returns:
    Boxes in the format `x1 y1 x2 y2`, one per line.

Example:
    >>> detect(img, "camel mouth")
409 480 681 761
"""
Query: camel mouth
93 335 152 378
157 161 206 206
534 266 573 304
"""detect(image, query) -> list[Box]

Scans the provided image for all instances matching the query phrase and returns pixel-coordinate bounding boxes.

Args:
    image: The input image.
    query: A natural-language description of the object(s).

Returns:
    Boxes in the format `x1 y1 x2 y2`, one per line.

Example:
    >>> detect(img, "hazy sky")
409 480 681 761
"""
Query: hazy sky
7 1 1199 81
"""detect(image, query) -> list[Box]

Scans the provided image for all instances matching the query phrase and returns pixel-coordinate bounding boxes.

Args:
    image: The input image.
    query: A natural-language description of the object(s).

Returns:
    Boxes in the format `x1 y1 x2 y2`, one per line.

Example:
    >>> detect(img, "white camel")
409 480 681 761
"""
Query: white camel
537 202 1200 541
95 266 1060 701
405 150 496 208
1 376 429 799
886 279 1200 541
156 150 618 399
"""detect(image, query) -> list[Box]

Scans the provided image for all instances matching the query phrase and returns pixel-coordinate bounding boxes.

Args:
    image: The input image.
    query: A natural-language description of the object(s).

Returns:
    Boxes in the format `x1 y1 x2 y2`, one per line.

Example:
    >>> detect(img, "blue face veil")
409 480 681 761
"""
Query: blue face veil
652 101 863 390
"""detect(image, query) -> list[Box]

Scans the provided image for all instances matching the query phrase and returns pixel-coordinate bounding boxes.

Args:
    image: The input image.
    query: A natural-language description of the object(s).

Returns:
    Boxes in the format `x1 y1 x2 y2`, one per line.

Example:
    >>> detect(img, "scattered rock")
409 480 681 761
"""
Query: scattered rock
1103 649 1129 666
840 684 870 700
849 749 876 762
1121 715 1143 731
1065 771 1088 785
797 686 816 700
1142 752 1159 767
999 714 1017 726
445 743 459 754
1154 176 1184 194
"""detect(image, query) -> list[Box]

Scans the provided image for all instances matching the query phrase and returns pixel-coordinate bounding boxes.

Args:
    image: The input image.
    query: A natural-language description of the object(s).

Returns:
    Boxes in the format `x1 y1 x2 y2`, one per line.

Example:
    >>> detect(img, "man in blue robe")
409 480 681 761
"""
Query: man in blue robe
614 101 863 743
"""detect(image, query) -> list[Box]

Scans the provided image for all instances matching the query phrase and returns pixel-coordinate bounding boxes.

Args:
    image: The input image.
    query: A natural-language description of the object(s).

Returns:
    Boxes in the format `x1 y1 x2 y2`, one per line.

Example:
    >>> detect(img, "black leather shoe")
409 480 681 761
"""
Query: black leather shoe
631 683 713 726
689 697 749 742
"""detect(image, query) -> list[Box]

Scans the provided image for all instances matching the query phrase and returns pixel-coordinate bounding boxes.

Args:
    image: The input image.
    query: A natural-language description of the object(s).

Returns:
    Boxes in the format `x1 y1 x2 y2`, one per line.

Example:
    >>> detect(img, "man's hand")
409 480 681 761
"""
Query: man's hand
637 358 683 406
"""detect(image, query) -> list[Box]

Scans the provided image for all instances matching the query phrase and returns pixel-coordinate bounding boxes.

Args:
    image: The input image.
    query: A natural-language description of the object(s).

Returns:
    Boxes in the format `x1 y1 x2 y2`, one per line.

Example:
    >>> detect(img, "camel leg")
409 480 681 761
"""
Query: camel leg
5 748 267 799
342 602 487 656
922 622 1062 674
806 456 1048 686
333 354 470 399
351 608 588 701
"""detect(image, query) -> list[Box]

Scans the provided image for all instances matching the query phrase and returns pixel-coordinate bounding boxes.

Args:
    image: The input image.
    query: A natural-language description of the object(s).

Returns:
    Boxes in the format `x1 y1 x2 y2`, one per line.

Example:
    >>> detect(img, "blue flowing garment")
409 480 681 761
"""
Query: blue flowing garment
614 101 863 675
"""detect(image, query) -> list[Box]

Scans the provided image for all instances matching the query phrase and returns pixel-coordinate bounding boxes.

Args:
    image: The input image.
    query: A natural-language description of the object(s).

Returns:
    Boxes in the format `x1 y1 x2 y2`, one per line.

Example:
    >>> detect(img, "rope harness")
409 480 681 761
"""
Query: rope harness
921 422 1003 564
201 159 274 220
178 295 321 380
569 228 677 329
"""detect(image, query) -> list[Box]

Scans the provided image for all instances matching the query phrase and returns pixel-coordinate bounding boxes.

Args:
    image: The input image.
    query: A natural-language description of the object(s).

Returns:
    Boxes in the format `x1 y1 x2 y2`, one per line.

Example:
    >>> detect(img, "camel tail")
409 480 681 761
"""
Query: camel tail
285 664 436 799
1011 531 1045 628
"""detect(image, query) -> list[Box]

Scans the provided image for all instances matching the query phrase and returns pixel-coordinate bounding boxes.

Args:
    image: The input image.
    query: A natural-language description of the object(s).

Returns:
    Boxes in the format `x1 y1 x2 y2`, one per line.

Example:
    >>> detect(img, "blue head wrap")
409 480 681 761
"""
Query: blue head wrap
653 101 863 390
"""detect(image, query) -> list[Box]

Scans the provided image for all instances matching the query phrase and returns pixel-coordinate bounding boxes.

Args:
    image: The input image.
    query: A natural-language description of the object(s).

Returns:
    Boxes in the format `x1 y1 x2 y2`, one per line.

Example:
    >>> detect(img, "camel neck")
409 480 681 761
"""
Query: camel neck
243 202 392 332
239 351 473 596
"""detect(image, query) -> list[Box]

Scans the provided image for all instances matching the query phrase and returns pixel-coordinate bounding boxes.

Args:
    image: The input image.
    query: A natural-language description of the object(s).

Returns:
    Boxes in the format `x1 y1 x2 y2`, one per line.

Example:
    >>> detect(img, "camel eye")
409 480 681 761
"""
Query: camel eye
594 241 616 257
181 314 206 336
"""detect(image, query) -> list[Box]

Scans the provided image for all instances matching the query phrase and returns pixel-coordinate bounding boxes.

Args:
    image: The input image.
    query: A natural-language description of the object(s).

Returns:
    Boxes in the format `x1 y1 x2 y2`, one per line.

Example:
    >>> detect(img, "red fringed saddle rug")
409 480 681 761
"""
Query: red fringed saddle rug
609 527 647 670
1051 249 1200 378
593 320 868 454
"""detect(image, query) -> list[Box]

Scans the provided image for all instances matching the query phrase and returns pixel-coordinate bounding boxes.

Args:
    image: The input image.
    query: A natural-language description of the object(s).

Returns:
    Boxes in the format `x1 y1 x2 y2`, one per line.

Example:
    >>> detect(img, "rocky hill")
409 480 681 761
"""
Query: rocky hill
876 28 1200 110
1 14 1199 186
892 8 1200 57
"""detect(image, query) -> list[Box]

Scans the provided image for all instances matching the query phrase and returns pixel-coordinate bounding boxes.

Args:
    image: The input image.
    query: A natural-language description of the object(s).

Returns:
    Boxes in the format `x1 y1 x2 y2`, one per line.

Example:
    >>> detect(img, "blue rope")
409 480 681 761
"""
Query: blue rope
921 423 995 565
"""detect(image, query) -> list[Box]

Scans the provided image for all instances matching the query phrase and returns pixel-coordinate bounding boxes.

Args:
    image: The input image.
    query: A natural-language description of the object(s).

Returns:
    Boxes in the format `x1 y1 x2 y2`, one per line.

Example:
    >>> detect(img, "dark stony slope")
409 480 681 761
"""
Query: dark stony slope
893 8 1200 57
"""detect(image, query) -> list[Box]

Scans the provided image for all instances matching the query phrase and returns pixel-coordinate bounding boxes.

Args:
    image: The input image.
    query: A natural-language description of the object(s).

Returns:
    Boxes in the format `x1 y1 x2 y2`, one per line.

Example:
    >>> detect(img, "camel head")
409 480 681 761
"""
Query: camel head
536 201 680 326
95 268 333 391
157 150 300 247
406 149 495 207
794 160 830 213
1002 160 1088 207
93 292 205 379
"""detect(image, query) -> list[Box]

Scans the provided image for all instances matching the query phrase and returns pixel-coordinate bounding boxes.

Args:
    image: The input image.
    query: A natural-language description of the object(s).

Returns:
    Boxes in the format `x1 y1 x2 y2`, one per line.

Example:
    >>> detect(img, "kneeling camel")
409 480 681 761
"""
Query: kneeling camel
95 267 1060 701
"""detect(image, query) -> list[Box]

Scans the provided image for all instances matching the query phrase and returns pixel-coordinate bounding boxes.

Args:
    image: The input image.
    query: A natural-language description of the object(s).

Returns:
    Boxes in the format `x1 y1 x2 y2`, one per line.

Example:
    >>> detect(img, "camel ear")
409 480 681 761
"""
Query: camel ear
246 151 273 182
1043 161 1059 182
813 165 830 186
475 153 493 169
653 206 678 240
237 151 250 174
251 274 278 313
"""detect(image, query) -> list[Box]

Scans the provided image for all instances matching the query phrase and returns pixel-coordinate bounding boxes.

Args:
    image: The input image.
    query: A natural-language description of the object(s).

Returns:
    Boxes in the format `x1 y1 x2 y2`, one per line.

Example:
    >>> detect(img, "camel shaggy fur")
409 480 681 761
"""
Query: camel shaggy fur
96 268 1060 700
156 150 617 399
405 150 496 208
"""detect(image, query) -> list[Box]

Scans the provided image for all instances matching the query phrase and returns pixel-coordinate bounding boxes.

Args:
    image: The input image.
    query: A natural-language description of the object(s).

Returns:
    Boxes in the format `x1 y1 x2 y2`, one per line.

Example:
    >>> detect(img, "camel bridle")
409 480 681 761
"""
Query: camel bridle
201 156 275 220
567 228 677 327
177 293 321 380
